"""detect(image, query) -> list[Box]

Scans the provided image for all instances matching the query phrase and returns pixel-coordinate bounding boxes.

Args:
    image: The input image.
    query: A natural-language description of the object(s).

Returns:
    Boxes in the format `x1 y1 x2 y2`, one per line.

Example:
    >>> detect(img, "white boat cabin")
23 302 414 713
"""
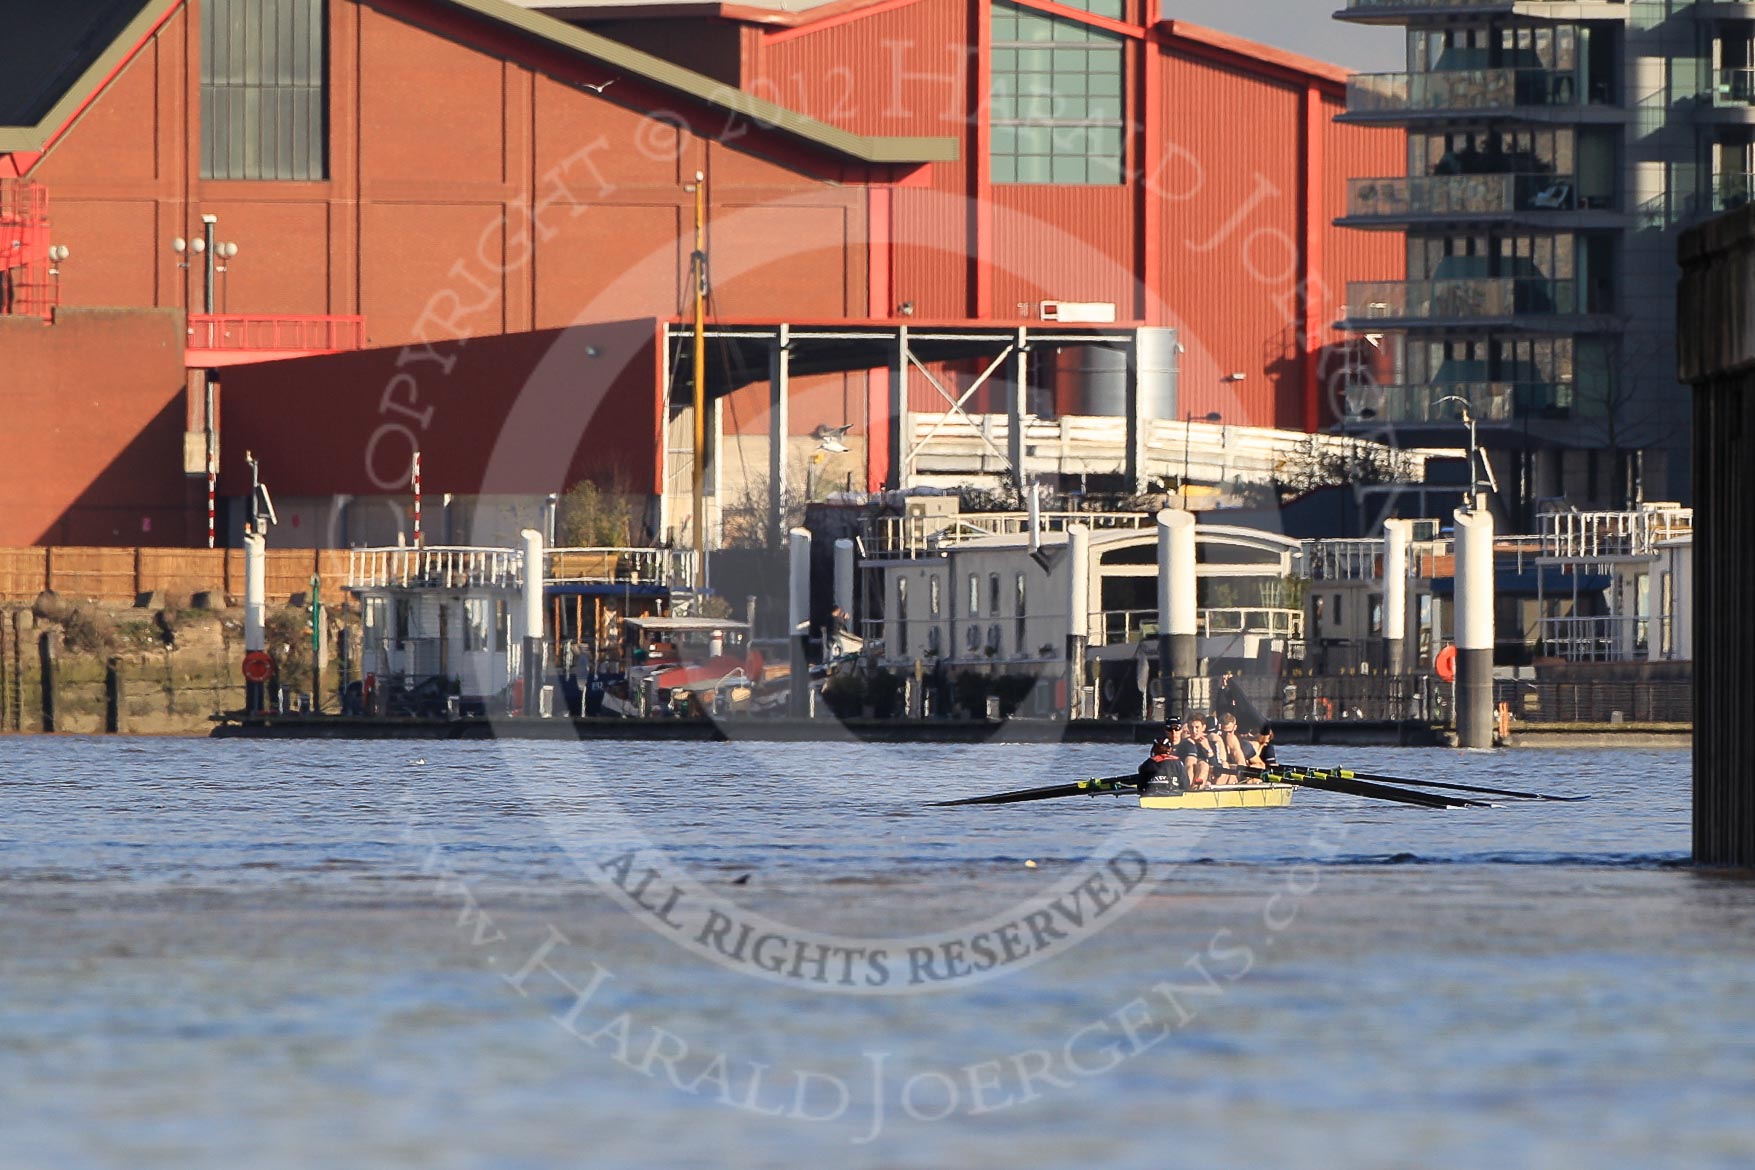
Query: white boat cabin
860 520 1303 675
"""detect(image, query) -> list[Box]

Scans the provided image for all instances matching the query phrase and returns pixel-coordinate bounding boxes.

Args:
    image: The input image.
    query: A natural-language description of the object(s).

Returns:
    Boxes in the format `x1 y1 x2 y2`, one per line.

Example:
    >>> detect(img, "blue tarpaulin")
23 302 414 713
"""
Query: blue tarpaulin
1429 568 1611 597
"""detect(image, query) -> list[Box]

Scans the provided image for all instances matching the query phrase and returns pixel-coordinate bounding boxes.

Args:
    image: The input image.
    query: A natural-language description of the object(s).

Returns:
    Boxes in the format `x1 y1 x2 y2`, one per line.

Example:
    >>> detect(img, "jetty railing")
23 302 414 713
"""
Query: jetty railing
1304 539 1384 582
347 546 524 590
346 546 692 591
1538 614 1647 662
547 547 693 587
860 511 1155 559
1540 507 1692 561
1100 606 1303 644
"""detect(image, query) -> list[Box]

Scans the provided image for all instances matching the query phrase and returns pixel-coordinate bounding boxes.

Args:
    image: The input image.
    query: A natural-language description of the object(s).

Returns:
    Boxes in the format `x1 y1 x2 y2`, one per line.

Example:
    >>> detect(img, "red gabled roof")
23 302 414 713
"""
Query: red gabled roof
538 0 1363 94
0 0 186 176
0 0 956 175
525 0 901 27
1155 20 1354 93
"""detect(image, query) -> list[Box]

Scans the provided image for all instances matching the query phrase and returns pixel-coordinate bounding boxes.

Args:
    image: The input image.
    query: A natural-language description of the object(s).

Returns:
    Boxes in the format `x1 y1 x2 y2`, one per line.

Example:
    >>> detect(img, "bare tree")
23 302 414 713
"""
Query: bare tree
557 477 641 547
1564 329 1685 509
719 477 811 553
1274 432 1416 504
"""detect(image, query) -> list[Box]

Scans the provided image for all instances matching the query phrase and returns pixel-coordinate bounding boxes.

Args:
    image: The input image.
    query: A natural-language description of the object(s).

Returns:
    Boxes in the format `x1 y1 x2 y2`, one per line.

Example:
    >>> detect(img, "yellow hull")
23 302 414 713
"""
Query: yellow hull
1139 783 1295 810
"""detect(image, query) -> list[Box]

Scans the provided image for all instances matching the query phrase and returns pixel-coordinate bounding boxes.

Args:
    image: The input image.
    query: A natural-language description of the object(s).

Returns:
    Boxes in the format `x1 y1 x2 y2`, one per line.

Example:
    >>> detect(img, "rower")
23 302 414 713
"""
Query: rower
1178 714 1216 787
1138 720 1191 792
1243 724 1278 771
1216 712 1249 769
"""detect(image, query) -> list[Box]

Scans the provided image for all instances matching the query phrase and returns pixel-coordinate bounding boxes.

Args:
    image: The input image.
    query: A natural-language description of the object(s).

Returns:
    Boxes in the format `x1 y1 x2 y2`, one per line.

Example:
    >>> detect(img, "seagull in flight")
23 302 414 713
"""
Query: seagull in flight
582 79 616 93
813 423 854 454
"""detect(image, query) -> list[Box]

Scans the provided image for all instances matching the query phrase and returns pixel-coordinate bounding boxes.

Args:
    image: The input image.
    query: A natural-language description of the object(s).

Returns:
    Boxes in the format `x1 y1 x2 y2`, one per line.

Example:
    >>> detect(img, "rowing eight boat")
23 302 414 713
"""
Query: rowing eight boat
1139 783 1296 810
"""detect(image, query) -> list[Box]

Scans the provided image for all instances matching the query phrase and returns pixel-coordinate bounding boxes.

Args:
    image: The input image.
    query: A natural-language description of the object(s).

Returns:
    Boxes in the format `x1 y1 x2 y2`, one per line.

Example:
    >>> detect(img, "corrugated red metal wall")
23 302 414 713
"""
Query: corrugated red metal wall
757 0 976 324
755 0 973 138
1155 52 1305 426
990 186 1138 320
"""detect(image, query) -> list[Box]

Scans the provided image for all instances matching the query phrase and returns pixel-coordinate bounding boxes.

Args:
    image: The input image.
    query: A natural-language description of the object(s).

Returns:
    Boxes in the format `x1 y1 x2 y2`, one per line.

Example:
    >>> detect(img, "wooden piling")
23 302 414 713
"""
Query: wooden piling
0 610 9 732
105 658 121 734
9 611 24 732
39 630 58 733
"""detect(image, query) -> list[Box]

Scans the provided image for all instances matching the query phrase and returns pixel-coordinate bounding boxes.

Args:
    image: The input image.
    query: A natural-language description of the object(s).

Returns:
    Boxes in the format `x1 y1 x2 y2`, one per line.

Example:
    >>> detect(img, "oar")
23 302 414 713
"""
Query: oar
933 774 1138 807
1314 768 1590 802
1185 764 1482 809
1270 766 1489 809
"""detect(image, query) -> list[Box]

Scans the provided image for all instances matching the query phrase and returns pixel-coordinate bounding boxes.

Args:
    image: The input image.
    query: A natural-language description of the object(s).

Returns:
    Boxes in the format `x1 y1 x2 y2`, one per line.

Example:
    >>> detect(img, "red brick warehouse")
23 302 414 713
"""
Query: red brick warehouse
0 0 1401 548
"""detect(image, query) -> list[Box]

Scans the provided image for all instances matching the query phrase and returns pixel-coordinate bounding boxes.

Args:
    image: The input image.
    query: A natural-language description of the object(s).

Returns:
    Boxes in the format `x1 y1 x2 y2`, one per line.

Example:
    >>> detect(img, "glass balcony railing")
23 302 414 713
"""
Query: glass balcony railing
1348 68 1594 115
1709 171 1755 213
1346 277 1585 321
1346 173 1585 218
1343 0 1513 8
1706 68 1755 107
1341 382 1577 424
1636 174 1755 229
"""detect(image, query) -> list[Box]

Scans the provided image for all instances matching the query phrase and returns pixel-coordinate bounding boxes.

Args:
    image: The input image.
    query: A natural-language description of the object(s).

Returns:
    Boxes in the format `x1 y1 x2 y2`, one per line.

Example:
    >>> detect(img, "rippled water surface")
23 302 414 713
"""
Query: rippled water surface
2 735 1748 1170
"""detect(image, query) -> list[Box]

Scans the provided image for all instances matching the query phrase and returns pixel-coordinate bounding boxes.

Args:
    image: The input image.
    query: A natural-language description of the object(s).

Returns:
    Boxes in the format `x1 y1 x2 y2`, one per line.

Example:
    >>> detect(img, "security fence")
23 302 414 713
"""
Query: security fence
1496 679 1692 724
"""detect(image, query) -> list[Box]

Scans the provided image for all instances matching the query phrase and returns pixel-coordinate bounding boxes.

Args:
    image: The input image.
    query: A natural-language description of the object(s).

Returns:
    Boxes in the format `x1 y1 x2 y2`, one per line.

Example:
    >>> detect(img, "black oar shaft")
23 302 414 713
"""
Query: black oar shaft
1329 769 1587 802
939 764 1541 811
1221 763 1447 806
933 774 1137 807
1275 767 1484 809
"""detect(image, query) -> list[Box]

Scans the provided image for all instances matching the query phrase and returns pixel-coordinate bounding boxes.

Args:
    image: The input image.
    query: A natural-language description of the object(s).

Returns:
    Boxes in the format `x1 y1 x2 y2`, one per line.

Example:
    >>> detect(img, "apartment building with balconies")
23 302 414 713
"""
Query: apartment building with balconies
1332 0 1726 521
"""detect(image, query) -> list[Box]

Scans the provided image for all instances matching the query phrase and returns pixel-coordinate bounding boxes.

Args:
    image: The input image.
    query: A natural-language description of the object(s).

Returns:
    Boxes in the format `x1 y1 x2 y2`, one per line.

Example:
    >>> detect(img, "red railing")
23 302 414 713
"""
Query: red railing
0 178 48 224
185 314 366 353
1 178 55 320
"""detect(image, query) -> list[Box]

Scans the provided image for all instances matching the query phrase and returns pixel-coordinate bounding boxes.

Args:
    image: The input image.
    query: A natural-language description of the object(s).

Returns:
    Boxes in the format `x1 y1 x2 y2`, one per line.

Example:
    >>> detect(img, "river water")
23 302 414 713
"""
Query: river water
1 735 1747 1169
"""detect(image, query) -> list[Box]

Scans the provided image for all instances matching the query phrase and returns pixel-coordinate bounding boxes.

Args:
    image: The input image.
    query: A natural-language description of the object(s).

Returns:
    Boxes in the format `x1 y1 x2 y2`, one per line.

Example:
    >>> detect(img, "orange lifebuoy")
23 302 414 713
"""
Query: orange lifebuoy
1435 644 1457 683
1318 697 1334 719
242 651 273 684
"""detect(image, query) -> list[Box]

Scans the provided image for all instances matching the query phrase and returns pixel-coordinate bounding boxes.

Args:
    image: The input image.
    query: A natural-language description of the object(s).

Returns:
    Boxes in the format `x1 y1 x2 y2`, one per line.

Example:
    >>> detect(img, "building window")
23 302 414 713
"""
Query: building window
494 599 509 652
1054 0 1123 16
990 1 1126 185
394 598 412 648
930 575 942 616
1015 573 1028 653
201 0 328 180
989 573 1002 616
968 573 981 618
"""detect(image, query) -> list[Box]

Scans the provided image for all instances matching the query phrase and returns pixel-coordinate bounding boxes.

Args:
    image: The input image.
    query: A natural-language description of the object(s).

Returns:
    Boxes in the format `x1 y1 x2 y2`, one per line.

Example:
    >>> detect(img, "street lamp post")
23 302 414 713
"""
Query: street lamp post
1434 393 1499 510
